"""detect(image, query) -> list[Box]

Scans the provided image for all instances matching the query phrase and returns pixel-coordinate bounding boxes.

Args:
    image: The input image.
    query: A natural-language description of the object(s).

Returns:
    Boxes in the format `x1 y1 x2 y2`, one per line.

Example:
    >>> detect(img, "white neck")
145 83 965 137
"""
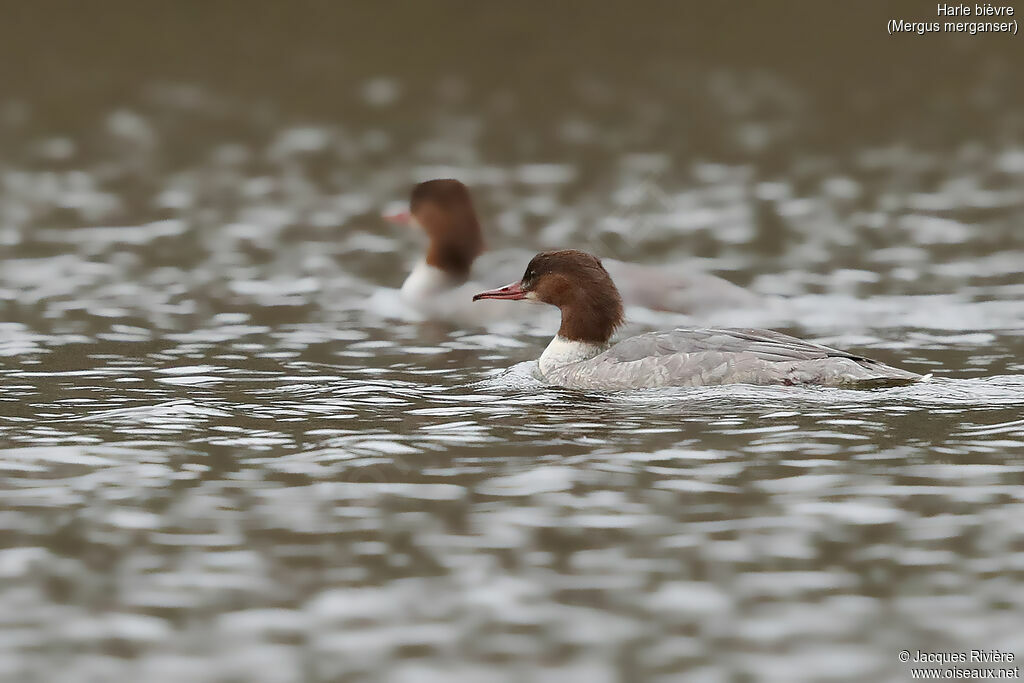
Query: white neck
538 335 605 377
400 260 461 301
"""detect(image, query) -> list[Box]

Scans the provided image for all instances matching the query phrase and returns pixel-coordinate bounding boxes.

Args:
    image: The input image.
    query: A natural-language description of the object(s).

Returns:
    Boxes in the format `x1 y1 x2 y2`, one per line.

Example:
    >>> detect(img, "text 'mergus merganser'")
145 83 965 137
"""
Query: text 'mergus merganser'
473 250 923 390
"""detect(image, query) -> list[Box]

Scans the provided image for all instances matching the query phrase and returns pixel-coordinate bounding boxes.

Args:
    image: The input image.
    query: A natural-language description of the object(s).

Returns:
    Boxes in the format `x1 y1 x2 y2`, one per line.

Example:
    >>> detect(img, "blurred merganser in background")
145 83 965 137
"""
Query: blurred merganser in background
473 249 923 390
385 179 761 319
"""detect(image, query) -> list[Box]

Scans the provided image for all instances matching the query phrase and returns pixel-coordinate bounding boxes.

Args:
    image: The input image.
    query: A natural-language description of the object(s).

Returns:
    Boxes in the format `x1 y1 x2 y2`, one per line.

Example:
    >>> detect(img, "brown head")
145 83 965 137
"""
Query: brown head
385 179 484 282
473 250 624 344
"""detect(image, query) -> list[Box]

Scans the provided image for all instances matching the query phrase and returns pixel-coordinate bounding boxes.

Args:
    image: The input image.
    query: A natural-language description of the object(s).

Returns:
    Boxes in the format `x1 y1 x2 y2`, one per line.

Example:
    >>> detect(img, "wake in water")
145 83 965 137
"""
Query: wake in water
474 365 1024 409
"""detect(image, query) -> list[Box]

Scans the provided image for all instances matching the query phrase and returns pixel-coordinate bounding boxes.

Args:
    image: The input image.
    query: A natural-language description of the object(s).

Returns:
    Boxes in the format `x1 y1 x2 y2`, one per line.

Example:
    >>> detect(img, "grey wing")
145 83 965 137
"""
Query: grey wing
544 327 920 390
563 327 919 389
605 328 868 364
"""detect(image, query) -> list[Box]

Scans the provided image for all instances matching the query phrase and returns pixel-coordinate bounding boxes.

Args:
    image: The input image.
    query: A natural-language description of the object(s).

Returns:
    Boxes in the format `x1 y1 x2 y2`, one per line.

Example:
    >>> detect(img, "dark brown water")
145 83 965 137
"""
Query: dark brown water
2 3 1023 682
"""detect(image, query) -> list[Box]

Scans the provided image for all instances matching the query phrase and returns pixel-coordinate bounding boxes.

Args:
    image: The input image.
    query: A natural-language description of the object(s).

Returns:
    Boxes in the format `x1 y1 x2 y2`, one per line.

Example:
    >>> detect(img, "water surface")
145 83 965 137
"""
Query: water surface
2 7 1024 681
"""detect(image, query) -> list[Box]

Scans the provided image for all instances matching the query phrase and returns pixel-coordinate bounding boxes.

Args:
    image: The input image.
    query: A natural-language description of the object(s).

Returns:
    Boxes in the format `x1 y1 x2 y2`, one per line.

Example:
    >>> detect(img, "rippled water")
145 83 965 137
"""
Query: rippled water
3 27 1024 681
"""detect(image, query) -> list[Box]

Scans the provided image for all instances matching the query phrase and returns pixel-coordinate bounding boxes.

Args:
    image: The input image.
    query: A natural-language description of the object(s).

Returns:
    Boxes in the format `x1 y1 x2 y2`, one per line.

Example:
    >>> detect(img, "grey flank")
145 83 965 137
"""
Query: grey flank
542 328 922 390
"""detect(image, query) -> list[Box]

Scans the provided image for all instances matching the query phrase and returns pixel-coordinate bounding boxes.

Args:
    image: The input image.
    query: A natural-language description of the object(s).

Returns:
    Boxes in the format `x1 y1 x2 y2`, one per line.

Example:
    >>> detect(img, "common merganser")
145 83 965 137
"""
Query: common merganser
473 250 923 390
386 179 761 317
377 180 546 326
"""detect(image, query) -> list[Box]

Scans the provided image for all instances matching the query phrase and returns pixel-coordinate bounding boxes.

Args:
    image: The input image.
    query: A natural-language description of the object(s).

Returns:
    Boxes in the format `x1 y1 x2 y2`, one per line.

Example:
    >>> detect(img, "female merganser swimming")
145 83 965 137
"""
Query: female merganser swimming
386 179 761 317
473 250 922 390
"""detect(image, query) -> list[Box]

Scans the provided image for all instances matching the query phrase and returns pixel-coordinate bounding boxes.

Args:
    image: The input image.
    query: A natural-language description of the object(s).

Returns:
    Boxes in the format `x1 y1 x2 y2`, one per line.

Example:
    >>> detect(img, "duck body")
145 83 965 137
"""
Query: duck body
398 248 760 324
388 180 763 325
537 327 921 391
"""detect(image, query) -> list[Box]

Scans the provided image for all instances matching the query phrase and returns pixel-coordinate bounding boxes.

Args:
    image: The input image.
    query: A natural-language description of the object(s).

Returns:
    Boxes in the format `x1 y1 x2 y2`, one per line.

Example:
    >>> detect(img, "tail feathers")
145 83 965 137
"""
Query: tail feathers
857 358 925 385
847 363 924 387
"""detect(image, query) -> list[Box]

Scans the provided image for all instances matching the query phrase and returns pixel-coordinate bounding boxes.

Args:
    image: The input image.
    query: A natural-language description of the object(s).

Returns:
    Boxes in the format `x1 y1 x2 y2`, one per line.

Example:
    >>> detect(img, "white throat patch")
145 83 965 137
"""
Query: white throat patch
538 336 604 377
400 260 461 302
